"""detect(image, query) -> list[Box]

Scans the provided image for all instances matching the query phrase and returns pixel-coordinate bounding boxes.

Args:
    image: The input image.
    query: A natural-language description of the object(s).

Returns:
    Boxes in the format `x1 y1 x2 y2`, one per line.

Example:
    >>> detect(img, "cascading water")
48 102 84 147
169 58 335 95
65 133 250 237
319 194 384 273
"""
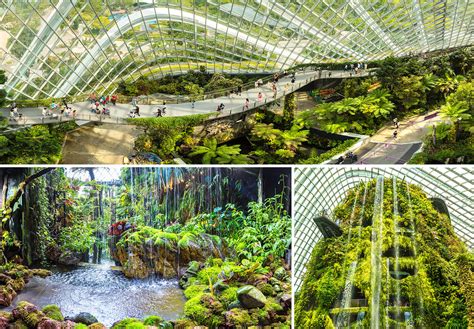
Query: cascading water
405 181 425 327
370 176 384 329
336 261 358 328
335 186 361 328
392 179 402 325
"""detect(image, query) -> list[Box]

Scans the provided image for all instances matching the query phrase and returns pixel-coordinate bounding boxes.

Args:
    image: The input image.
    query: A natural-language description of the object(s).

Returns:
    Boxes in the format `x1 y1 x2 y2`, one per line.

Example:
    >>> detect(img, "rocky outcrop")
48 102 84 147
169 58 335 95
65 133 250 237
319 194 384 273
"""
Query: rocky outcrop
46 245 82 266
111 227 228 279
2 302 107 329
0 264 52 307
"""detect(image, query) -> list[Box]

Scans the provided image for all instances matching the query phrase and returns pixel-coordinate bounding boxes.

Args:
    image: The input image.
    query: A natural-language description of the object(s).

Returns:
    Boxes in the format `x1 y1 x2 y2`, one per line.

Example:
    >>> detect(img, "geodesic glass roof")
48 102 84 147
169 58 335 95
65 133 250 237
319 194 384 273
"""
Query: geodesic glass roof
1 0 473 100
293 166 474 291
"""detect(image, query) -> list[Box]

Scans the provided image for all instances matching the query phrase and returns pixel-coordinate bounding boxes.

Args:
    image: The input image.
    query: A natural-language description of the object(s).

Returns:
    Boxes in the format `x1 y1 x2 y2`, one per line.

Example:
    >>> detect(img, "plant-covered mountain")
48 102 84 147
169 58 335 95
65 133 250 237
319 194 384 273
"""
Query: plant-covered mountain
295 178 473 328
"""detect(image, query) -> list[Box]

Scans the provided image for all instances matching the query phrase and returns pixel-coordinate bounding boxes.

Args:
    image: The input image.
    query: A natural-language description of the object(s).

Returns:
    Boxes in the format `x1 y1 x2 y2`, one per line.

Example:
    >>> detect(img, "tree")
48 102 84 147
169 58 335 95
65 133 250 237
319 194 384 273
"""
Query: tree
440 102 471 142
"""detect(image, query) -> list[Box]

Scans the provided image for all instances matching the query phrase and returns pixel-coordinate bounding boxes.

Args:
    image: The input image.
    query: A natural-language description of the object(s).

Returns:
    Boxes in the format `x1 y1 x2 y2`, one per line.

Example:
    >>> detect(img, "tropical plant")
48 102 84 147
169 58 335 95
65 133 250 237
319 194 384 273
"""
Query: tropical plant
440 101 471 142
189 138 253 164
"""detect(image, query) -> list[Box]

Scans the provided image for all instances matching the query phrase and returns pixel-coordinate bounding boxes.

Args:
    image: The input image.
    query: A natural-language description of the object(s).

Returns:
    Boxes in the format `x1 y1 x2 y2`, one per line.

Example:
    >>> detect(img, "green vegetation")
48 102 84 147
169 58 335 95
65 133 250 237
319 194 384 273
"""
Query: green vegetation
295 178 473 328
117 68 253 97
0 122 78 164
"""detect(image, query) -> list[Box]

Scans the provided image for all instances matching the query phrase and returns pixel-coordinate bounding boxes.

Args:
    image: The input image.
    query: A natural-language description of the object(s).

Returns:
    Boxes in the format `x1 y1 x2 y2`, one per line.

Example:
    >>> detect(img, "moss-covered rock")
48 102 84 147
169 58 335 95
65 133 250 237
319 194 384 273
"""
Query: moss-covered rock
37 318 62 329
224 308 254 326
111 317 143 329
11 301 47 327
113 226 227 279
42 305 64 321
237 285 267 309
88 323 106 329
142 315 163 326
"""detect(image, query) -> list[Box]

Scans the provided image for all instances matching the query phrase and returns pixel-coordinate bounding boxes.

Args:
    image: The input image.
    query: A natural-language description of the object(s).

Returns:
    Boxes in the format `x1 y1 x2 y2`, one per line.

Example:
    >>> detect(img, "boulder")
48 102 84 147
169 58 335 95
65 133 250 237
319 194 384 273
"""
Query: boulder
88 323 107 329
279 294 291 311
0 316 9 328
237 286 267 309
12 301 47 327
274 267 288 281
227 300 242 310
72 312 98 325
42 305 64 321
37 318 62 329
0 284 17 306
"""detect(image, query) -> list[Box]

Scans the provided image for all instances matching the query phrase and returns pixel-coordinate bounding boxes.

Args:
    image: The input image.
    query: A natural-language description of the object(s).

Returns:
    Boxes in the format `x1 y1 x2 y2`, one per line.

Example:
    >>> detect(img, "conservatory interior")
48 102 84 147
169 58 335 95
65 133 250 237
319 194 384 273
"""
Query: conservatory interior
0 167 292 328
0 0 472 164
294 166 473 328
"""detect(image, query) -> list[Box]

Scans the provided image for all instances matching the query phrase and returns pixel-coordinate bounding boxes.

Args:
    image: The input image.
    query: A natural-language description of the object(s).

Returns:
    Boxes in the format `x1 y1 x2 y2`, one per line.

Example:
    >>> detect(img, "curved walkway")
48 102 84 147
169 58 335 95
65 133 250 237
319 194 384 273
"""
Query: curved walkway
354 111 444 164
2 69 371 126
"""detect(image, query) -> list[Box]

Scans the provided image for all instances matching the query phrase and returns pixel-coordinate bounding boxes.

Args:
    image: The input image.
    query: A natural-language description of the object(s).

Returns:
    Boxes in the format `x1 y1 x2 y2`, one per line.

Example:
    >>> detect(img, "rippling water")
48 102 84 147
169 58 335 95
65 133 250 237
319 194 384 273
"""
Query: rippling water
2 260 186 327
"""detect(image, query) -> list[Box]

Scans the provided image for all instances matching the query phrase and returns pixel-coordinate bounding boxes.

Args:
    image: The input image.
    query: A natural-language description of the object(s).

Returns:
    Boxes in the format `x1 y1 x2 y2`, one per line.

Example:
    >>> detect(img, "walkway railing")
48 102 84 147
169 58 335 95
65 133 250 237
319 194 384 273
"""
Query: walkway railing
4 69 374 126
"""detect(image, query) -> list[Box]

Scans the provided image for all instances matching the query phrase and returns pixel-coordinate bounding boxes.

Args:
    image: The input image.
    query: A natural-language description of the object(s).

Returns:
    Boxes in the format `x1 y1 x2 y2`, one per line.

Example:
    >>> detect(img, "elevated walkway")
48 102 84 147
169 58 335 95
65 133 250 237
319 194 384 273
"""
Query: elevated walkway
2 69 372 126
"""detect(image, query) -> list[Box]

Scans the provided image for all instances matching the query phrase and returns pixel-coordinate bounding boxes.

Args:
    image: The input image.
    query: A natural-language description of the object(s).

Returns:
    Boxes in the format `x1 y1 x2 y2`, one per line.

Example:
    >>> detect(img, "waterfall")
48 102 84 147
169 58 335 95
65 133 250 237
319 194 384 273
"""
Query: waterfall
392 179 402 325
370 176 384 329
335 185 362 328
336 261 358 328
405 181 425 327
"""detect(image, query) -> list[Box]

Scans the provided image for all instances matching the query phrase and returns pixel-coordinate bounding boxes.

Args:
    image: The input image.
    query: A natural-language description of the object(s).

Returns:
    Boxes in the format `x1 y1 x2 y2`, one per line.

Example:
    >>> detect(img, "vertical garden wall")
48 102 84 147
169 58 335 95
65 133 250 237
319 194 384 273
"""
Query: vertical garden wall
295 178 473 328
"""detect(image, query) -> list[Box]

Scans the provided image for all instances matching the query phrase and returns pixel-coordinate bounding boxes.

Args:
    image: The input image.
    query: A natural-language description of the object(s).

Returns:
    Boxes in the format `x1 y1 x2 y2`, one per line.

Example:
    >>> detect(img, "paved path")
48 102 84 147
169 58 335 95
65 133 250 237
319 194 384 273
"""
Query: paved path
2 69 370 126
354 111 445 164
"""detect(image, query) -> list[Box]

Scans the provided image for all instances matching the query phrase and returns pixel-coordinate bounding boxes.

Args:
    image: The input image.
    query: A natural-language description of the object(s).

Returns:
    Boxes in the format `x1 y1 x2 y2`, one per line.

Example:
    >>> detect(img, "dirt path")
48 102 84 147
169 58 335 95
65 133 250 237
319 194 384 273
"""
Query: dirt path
60 123 142 164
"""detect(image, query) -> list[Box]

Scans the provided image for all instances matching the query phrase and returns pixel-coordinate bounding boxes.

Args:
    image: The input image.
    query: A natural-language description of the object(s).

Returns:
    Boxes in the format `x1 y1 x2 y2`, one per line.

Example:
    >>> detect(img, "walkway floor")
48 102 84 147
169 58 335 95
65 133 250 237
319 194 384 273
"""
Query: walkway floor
354 111 444 164
2 70 369 126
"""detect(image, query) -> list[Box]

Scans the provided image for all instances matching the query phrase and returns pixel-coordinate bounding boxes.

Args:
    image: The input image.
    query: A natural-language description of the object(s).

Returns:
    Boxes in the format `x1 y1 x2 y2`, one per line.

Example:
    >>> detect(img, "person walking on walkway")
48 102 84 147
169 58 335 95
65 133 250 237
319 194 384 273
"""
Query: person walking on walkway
244 98 250 110
393 130 398 139
257 92 264 102
111 95 117 106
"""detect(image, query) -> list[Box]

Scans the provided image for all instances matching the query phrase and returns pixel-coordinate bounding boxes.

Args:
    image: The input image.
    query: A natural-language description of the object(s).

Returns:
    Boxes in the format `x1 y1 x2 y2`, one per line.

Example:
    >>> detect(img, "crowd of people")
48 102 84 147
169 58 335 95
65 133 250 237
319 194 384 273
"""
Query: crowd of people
343 63 368 75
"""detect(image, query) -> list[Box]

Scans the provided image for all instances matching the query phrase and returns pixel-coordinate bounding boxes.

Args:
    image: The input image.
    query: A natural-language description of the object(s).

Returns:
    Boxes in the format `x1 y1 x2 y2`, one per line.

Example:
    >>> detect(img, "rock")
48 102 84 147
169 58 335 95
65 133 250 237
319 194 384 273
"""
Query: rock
273 284 282 293
57 250 82 266
237 285 267 309
12 301 47 327
88 323 107 329
11 319 29 329
227 300 242 310
0 316 9 328
0 284 17 306
273 267 287 281
42 305 64 321
37 318 62 329
279 294 291 311
30 269 52 278
72 312 98 325
225 308 253 326
61 320 76 329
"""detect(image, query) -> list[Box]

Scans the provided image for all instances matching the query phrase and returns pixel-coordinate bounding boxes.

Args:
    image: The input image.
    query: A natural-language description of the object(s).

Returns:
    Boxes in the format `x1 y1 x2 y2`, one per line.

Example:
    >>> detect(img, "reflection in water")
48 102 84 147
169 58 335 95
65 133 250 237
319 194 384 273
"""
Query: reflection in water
2 260 186 327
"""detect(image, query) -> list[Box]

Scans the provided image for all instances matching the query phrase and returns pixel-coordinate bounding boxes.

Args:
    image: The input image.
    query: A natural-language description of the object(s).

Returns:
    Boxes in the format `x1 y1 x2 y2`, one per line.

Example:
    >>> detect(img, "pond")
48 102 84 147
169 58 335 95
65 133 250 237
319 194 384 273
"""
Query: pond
2 259 186 327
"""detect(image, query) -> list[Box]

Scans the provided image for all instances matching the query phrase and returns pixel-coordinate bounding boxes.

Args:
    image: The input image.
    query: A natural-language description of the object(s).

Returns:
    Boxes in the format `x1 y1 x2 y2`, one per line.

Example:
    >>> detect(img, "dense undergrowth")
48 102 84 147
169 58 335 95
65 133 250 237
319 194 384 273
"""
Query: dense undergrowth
295 178 473 328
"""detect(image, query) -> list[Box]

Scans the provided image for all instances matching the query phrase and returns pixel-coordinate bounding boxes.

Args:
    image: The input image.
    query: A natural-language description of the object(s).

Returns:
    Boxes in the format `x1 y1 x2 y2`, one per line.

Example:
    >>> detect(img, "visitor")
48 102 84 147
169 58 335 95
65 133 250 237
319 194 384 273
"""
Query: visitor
42 107 48 117
62 97 68 108
255 81 259 88
344 64 348 71
191 100 195 109
111 95 117 106
65 107 72 117
72 109 77 119
337 156 344 164
162 104 166 114
393 130 398 139
291 76 295 84
131 97 137 107
244 98 250 110
51 101 57 110
155 108 162 117
257 92 264 102
328 72 332 78
9 109 15 121
217 103 225 111
102 107 110 116
60 106 65 116
237 85 242 95
129 108 136 118
134 105 140 116
105 96 110 104
89 93 96 104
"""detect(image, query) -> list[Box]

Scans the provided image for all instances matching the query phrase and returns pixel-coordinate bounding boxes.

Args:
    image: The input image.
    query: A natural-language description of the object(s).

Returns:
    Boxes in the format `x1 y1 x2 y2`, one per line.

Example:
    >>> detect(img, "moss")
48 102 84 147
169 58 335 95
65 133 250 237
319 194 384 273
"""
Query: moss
225 308 254 326
74 324 89 329
142 315 163 326
219 286 239 307
183 284 207 299
88 324 106 329
295 178 472 328
184 295 210 325
41 305 64 321
257 283 275 296
10 319 29 329
111 318 143 329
